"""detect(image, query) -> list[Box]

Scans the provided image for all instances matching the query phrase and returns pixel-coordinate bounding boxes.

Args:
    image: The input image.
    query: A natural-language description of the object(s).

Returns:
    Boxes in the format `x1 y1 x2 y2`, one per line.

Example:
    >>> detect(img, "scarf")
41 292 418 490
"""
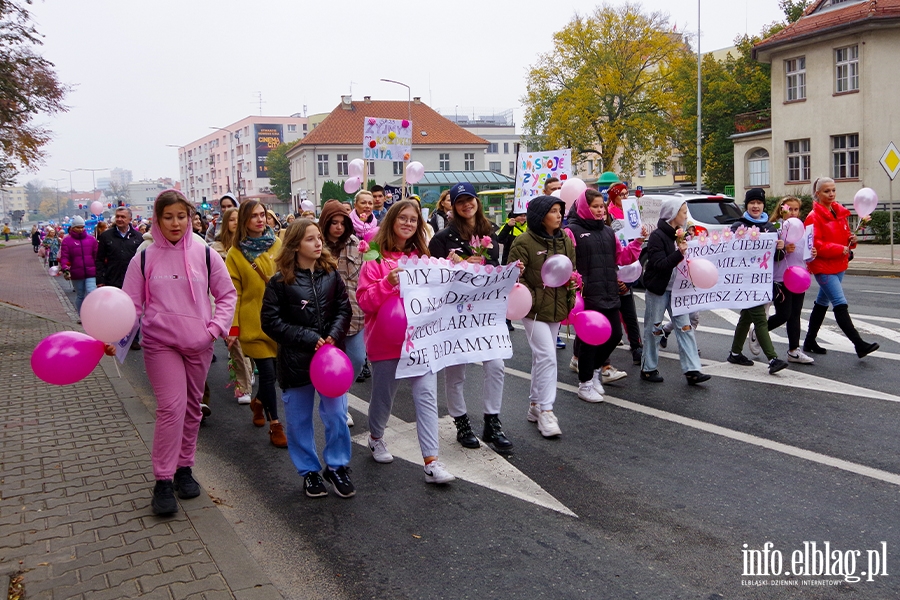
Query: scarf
742 211 769 225
239 226 276 262
349 209 377 237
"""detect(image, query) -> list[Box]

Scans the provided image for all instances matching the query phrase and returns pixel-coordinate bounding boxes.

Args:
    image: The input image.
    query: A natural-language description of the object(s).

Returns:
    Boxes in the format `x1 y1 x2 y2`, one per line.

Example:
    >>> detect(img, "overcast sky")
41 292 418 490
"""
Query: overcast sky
25 0 786 191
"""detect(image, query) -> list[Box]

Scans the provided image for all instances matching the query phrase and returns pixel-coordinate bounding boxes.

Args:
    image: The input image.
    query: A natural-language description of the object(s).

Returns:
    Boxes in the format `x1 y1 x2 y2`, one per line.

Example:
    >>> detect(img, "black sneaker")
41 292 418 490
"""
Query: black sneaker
482 414 513 453
356 363 372 383
323 466 356 498
855 341 879 358
453 414 480 449
768 358 788 375
631 346 643 365
173 466 201 499
659 331 669 349
727 352 754 366
151 480 178 515
303 472 328 498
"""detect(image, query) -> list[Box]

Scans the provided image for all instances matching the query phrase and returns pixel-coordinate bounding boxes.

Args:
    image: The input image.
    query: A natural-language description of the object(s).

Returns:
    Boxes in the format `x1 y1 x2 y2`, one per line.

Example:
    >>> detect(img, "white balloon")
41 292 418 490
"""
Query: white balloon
80 286 137 343
348 158 365 178
559 178 587 209
300 200 315 212
406 161 425 184
617 261 643 283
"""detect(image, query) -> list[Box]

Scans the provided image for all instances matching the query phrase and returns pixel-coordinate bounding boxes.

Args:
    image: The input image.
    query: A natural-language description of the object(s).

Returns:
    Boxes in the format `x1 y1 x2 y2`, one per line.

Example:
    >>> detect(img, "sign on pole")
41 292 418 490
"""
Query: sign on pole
880 142 900 180
513 149 571 213
363 117 412 161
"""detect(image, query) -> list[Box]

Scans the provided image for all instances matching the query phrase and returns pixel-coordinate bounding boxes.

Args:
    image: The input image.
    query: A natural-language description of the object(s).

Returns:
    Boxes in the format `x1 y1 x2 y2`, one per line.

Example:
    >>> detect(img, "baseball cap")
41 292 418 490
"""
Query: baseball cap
449 182 477 204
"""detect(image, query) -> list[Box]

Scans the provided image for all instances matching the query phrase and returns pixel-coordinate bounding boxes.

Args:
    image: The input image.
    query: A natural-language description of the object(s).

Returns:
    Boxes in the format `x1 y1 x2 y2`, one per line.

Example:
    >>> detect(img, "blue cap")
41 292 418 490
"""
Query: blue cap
449 182 477 204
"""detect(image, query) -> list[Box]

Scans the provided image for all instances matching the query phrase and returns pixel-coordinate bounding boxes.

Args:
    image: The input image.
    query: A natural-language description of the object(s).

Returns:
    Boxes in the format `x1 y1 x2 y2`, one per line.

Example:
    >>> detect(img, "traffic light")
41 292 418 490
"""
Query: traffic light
200 201 211 211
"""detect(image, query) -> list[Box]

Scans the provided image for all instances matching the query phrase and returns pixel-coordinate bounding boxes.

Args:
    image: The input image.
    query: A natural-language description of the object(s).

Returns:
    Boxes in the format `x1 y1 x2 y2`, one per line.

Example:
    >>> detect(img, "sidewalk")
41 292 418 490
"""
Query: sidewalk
845 243 900 277
0 244 283 600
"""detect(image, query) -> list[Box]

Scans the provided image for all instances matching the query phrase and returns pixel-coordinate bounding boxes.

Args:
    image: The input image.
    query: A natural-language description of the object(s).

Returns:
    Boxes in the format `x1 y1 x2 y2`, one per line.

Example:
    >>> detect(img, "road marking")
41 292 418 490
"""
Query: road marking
502 367 900 488
346 394 578 518
858 290 900 295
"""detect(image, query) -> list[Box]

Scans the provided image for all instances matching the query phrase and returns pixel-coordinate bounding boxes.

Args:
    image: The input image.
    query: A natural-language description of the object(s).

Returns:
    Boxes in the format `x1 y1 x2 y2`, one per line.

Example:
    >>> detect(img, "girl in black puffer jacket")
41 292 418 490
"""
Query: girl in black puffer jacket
261 219 355 498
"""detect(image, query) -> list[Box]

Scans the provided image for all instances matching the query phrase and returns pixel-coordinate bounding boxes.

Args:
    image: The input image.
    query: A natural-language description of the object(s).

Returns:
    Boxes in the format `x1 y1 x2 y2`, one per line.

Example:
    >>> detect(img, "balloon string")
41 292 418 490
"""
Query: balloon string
113 360 121 378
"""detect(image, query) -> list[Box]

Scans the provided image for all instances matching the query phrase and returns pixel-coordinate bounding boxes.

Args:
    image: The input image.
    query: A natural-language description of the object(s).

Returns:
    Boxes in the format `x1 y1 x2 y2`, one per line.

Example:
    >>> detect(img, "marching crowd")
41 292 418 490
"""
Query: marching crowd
37 175 879 514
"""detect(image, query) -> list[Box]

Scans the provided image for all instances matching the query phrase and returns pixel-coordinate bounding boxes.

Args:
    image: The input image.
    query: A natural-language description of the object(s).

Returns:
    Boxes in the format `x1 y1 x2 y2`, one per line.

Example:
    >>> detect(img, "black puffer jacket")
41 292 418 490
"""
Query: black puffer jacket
96 227 143 288
642 219 686 296
566 216 622 311
428 222 500 265
261 268 352 390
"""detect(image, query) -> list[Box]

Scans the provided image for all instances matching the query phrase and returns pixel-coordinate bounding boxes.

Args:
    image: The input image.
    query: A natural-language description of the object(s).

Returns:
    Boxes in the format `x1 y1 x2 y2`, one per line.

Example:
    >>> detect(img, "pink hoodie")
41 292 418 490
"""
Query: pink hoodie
357 250 414 362
122 230 236 354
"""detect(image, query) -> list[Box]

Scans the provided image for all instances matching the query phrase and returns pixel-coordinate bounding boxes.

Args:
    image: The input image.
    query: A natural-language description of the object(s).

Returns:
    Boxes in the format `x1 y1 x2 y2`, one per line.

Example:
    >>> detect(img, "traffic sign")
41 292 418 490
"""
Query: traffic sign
880 142 900 180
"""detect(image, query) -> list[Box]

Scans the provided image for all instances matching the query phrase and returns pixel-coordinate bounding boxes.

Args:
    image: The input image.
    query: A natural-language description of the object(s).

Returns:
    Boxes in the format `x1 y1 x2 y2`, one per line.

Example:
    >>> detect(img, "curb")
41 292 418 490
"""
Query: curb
845 267 900 277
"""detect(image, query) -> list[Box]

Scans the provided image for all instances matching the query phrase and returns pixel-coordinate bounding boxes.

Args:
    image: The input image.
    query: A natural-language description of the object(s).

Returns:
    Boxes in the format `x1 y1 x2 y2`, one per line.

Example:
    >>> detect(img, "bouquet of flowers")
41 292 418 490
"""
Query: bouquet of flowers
358 239 382 263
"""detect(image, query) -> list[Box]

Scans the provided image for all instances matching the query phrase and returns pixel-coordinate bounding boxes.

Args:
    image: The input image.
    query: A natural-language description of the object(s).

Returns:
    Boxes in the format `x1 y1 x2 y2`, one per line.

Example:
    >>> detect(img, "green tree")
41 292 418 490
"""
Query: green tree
265 139 300 201
320 180 345 203
0 1 69 186
25 179 41 209
522 3 690 175
779 0 812 23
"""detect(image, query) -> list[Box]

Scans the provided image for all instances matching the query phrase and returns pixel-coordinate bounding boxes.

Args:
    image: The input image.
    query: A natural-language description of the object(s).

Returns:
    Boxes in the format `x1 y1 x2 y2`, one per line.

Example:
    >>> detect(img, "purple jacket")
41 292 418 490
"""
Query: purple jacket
59 230 99 280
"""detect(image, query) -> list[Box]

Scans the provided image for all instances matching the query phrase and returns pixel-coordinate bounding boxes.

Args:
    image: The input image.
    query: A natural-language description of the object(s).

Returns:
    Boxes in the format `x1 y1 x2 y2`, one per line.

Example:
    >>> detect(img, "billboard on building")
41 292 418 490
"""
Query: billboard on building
255 124 284 178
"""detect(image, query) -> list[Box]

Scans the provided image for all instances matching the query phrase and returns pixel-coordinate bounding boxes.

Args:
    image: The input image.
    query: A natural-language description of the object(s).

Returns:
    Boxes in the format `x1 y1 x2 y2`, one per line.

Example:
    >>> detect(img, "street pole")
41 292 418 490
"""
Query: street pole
61 168 78 193
49 178 65 219
696 0 702 192
81 168 108 191
890 178 894 264
381 78 412 200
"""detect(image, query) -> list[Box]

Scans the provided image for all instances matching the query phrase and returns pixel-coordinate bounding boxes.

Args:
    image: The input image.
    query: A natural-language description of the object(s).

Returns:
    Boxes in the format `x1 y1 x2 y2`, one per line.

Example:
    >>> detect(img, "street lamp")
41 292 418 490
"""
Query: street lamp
380 78 412 122
61 168 78 192
80 168 109 192
49 177 65 219
209 126 237 200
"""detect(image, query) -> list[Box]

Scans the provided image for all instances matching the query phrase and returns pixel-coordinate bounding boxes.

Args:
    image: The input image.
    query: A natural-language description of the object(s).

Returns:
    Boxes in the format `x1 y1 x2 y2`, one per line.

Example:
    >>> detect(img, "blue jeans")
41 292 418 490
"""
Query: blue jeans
72 277 97 315
344 330 366 380
813 271 847 308
281 385 351 476
641 290 702 374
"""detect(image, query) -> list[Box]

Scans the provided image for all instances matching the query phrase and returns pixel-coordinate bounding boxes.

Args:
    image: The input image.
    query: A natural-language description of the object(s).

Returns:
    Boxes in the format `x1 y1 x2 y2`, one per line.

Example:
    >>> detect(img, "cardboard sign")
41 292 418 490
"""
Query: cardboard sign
638 195 663 234
396 259 519 378
513 149 571 213
363 117 412 161
803 224 815 262
615 198 644 243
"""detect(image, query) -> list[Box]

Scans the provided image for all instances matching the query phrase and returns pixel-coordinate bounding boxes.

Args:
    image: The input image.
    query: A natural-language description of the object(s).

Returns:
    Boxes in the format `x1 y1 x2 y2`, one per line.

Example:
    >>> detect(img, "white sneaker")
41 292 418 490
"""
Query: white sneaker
367 435 393 463
200 403 211 417
424 460 455 484
591 370 605 395
787 349 815 364
577 382 604 403
537 410 562 437
237 394 251 405
569 356 579 372
527 403 541 423
346 412 354 427
600 365 627 383
748 326 761 356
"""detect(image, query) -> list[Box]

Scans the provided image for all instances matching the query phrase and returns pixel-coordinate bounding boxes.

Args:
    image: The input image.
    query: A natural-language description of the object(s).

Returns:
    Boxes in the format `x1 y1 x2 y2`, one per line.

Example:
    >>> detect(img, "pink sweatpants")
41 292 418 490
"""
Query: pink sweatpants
144 342 213 480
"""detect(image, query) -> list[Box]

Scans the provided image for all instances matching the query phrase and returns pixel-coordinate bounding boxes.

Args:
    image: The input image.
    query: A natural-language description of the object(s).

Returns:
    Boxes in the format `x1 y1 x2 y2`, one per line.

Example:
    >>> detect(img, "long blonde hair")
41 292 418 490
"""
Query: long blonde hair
216 207 239 250
770 196 801 223
275 219 337 285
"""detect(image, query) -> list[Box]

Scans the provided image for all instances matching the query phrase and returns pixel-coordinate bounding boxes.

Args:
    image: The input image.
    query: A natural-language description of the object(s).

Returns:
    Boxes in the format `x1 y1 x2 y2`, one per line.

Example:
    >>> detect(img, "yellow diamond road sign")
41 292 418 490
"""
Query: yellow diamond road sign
881 142 900 180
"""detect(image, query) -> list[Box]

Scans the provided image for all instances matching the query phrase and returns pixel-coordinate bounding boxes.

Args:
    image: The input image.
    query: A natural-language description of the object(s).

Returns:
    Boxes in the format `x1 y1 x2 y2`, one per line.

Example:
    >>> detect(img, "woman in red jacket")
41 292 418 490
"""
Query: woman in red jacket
802 177 878 358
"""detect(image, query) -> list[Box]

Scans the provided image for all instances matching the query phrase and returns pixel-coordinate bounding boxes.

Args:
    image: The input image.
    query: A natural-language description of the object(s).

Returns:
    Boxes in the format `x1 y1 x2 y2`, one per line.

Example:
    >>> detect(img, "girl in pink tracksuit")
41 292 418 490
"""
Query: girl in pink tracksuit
122 190 237 516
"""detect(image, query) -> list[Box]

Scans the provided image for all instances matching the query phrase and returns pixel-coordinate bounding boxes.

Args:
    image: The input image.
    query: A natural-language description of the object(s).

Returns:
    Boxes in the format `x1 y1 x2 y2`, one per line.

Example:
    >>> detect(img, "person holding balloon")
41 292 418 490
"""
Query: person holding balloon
640 198 710 385
349 190 378 240
566 189 646 402
428 182 513 453
357 200 456 484
766 196 817 364
260 220 355 498
121 189 237 516
802 178 879 358
225 200 286 448
508 194 576 437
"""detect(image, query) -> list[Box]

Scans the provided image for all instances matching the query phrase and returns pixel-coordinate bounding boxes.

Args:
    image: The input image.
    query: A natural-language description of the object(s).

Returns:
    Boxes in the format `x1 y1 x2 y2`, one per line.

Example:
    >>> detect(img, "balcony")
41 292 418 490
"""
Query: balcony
734 109 771 134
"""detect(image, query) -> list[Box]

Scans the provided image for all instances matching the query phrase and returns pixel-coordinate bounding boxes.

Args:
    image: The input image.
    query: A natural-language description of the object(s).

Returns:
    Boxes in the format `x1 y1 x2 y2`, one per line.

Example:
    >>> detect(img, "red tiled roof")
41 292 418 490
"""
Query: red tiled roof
297 100 488 147
754 0 900 57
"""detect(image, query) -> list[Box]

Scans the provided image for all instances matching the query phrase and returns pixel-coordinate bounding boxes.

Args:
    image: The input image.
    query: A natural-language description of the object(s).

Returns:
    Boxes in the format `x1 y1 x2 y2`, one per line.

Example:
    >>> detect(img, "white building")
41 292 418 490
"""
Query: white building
442 109 521 179
1 186 27 221
127 180 168 220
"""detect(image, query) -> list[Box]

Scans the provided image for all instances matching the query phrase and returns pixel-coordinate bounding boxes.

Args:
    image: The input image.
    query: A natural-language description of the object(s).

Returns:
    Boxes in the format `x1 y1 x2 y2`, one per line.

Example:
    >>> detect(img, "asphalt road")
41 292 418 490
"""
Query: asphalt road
95 274 900 600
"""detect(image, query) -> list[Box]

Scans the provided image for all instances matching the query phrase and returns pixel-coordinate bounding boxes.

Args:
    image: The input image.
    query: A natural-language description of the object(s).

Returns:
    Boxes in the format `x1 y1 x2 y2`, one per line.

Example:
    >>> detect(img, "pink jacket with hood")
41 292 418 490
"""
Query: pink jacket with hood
357 250 414 362
122 222 237 354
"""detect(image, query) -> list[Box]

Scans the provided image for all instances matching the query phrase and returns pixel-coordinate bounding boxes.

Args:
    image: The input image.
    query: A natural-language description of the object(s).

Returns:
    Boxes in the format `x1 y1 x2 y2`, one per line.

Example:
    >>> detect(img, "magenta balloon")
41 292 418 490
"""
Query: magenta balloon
688 258 719 289
363 227 380 243
81 286 137 342
573 310 612 345
561 292 585 326
540 254 573 288
783 266 811 294
617 261 642 283
853 187 878 218
344 177 362 194
371 295 407 346
310 345 354 398
31 331 105 385
506 283 533 320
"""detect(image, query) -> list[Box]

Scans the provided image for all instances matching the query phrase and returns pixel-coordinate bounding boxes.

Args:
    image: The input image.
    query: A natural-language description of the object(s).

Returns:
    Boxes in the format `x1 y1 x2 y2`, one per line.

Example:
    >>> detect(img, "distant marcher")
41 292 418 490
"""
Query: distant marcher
31 225 40 253
96 207 144 348
349 190 378 239
370 185 388 223
59 216 99 318
428 190 452 232
42 228 60 268
205 193 240 243
95 220 108 238
2 223 9 242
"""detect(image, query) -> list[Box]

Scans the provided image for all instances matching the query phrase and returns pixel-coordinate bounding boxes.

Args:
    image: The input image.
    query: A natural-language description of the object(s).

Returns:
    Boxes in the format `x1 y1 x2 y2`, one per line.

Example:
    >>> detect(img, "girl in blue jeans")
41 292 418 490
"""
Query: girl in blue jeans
260 220 355 498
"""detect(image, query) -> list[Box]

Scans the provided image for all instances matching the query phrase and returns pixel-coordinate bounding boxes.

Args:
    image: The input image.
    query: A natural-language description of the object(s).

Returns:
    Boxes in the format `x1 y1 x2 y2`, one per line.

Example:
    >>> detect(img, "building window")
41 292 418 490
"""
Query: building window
439 153 450 171
832 134 859 179
585 160 594 174
748 149 770 186
302 123 308 132
509 161 515 176
288 124 296 133
786 139 811 182
785 57 806 101
653 162 667 177
503 143 509 154
835 45 859 93
317 154 329 177
487 143 498 153
368 161 375 175
489 161 501 173
337 154 348 176
393 161 404 176
464 153 475 170
638 163 646 177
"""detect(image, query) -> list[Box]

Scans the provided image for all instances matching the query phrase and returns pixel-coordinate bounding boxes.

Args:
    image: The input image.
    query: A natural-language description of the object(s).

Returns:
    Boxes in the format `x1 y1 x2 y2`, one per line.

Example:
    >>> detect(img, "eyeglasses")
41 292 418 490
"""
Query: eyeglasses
397 216 418 225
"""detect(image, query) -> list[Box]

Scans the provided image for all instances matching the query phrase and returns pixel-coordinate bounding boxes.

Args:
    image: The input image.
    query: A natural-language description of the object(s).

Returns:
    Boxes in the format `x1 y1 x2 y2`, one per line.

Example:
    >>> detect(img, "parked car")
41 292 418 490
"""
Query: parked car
633 192 742 235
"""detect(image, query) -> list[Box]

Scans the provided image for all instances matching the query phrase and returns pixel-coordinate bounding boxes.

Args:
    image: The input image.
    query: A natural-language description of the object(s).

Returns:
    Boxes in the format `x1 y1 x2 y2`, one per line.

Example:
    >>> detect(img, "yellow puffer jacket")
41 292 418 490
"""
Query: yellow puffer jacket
225 238 282 359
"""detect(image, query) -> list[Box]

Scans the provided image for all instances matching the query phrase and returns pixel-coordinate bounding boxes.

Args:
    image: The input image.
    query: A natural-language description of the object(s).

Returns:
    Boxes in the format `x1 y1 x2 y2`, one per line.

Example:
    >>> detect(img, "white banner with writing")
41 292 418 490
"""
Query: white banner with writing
670 232 777 316
396 258 519 378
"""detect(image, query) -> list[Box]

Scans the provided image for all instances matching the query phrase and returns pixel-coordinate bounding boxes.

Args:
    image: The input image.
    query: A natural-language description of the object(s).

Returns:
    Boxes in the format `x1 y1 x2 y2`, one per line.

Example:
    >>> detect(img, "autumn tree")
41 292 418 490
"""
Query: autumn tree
265 139 300 201
0 1 68 186
522 3 690 177
780 0 812 23
106 181 130 207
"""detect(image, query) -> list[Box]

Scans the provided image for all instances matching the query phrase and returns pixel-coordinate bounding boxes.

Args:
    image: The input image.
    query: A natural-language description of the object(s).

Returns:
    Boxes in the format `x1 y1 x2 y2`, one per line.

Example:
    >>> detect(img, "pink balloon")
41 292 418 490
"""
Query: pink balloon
781 217 805 244
506 283 533 320
371 296 407 346
853 187 878 218
81 286 137 343
558 177 586 209
617 261 642 284
573 310 612 345
540 254 573 288
344 177 362 194
48 266 59 277
363 227 379 243
90 201 103 216
560 292 584 326
31 331 105 385
348 158 364 178
687 258 718 289
405 161 425 184
783 266 811 294
310 345 354 398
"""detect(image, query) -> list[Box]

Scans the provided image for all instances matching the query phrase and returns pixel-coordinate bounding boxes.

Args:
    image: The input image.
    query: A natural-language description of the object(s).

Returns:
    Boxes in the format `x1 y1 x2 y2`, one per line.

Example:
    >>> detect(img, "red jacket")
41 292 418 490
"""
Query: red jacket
805 201 855 275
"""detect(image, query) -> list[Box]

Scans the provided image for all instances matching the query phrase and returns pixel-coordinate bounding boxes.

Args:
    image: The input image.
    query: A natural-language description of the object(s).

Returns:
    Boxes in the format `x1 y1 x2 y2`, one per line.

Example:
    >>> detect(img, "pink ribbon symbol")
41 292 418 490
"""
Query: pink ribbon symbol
404 326 415 352
759 251 771 269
